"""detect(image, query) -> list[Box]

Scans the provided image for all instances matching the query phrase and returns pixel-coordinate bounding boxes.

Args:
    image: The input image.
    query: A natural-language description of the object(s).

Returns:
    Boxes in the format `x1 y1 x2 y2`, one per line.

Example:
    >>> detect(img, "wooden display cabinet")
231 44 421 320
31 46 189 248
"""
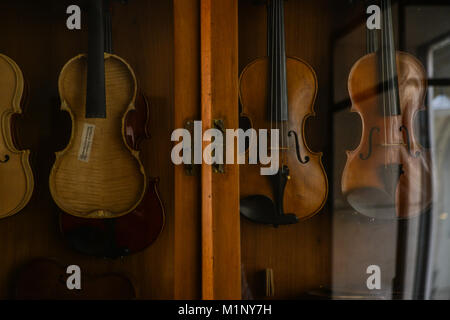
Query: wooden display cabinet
238 0 332 299
0 0 178 300
0 0 241 300
4 0 436 301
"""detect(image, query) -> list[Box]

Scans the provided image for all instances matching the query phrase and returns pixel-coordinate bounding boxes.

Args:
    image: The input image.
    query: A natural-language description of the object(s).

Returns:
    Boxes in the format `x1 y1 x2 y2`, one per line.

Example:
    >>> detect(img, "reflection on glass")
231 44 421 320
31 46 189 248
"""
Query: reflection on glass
428 36 450 299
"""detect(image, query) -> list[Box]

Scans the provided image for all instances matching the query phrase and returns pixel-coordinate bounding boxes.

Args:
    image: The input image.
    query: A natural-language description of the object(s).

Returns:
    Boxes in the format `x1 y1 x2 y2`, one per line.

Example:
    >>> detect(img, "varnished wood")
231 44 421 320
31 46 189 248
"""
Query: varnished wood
0 0 174 300
208 0 241 300
239 0 332 299
198 0 241 300
14 258 136 300
173 0 202 300
59 93 165 258
50 53 146 218
0 54 33 218
240 56 328 219
112 0 175 298
201 0 214 300
341 51 431 219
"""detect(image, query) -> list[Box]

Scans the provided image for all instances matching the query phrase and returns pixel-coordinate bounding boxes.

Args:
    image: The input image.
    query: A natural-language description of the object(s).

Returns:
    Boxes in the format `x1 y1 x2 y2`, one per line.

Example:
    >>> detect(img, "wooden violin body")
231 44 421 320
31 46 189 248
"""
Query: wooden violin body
342 52 431 219
59 93 165 258
0 54 33 218
14 258 136 300
239 0 327 224
50 53 146 219
240 57 328 221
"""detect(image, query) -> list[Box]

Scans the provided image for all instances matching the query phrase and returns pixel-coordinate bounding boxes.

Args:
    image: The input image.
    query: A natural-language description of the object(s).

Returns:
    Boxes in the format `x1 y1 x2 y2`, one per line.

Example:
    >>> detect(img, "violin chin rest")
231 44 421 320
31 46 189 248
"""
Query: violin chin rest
346 187 397 220
240 195 299 227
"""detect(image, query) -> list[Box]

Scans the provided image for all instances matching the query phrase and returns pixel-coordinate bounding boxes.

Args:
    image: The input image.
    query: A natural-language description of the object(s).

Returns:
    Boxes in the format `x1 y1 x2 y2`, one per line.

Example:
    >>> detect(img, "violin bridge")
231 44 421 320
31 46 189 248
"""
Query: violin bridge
381 143 407 147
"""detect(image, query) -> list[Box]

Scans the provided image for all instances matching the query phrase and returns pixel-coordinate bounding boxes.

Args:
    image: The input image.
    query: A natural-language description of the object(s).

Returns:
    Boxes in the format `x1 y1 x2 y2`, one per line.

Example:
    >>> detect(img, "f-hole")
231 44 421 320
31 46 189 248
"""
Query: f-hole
360 127 380 160
288 130 309 164
400 125 421 158
0 155 9 163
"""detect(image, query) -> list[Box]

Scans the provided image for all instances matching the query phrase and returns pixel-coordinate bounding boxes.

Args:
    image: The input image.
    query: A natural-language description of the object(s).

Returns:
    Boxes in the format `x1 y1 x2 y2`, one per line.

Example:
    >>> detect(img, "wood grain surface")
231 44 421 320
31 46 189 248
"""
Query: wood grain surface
0 0 174 300
14 258 136 300
342 52 431 219
239 0 332 299
173 0 202 300
239 56 328 220
50 54 146 218
208 0 241 300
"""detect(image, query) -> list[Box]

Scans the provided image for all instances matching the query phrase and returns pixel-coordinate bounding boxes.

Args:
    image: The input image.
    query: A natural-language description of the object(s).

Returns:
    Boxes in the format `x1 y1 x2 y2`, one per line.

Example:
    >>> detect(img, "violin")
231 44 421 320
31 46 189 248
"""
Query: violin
50 0 146 219
239 0 328 225
57 1 164 258
341 0 431 219
59 93 165 258
0 54 33 218
14 258 136 300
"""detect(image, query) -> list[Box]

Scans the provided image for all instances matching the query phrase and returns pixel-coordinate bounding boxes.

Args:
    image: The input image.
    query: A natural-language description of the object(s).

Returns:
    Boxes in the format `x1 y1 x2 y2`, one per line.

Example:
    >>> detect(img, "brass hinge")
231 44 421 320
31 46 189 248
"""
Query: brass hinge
212 119 225 174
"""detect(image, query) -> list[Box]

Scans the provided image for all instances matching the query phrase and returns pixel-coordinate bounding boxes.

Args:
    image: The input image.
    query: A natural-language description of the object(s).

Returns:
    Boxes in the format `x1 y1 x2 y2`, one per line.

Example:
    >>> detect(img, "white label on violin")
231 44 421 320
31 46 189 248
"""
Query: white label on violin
78 123 96 162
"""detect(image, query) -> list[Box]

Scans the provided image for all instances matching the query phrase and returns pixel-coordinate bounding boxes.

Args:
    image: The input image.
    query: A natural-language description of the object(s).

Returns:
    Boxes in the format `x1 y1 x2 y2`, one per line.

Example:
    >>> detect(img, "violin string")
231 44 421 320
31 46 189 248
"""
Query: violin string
279 0 284 167
381 0 388 167
387 0 396 153
280 0 286 167
274 0 278 165
272 0 278 165
276 0 279 166
274 0 281 167
269 0 274 158
387 0 398 147
385 0 390 146
269 0 272 140
386 0 393 149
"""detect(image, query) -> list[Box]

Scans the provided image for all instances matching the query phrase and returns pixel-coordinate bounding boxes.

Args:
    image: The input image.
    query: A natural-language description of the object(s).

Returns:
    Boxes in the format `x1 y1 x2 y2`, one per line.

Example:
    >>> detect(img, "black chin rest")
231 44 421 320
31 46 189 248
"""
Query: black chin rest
240 195 299 227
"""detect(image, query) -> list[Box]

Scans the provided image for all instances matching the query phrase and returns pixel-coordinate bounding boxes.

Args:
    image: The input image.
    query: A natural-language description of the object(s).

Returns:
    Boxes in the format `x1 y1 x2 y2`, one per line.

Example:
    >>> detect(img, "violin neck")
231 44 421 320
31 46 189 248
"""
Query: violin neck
367 28 379 54
86 0 107 119
267 0 288 122
379 0 401 116
365 0 380 53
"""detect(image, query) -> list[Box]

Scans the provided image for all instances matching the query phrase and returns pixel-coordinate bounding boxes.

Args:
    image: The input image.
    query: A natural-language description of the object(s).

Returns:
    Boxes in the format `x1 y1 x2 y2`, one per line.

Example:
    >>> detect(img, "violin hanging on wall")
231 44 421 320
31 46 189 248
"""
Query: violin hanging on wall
54 0 164 258
341 0 431 219
0 54 33 219
239 0 328 225
50 0 146 219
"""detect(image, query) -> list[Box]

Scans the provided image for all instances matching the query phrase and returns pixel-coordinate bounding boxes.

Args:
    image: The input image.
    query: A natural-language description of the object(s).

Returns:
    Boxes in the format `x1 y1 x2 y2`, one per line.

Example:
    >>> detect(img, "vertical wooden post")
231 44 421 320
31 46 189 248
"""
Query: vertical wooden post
200 0 215 301
174 0 202 300
201 0 241 300
174 0 240 300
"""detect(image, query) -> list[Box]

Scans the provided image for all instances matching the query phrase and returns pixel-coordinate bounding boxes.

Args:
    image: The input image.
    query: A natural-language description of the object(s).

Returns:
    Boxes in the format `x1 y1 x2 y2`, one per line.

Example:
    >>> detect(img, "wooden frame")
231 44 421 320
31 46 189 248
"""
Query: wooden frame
174 0 241 300
201 0 241 300
173 0 202 300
